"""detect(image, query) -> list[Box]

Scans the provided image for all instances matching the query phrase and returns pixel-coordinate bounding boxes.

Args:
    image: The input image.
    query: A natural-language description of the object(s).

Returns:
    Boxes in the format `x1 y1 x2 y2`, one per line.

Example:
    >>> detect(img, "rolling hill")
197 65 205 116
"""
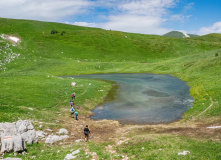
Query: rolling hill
0 18 221 159
163 31 199 38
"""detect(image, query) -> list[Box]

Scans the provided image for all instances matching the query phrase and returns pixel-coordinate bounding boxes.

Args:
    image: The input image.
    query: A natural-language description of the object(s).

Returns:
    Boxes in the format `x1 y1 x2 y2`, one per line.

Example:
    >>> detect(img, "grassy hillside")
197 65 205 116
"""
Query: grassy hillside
0 18 221 159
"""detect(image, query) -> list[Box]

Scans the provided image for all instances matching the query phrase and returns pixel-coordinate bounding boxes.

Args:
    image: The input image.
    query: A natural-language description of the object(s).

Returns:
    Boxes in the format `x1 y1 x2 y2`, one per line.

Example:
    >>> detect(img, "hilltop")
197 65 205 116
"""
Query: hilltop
0 18 221 159
163 31 199 38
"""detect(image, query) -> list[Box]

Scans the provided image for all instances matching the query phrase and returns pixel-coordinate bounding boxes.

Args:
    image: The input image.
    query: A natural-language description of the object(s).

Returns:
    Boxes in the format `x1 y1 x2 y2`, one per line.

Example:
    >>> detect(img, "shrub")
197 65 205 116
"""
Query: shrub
51 30 58 34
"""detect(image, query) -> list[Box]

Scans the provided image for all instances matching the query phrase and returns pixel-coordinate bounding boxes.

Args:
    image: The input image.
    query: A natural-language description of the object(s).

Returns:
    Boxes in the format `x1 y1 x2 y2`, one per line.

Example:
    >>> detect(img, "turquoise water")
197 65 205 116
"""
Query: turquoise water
69 73 194 124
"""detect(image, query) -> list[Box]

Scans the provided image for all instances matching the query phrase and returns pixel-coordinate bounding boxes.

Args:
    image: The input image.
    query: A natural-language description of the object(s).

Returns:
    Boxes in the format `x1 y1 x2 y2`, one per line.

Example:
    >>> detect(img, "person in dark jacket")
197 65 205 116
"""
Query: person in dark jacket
84 125 90 142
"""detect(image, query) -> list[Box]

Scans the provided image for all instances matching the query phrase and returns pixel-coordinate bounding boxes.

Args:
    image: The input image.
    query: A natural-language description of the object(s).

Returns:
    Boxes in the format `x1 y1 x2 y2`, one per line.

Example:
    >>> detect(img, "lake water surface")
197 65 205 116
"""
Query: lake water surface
69 73 194 124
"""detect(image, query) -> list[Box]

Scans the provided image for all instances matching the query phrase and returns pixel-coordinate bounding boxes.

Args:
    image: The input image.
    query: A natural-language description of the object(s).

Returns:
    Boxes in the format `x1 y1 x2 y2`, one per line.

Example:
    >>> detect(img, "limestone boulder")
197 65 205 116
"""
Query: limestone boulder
0 120 38 153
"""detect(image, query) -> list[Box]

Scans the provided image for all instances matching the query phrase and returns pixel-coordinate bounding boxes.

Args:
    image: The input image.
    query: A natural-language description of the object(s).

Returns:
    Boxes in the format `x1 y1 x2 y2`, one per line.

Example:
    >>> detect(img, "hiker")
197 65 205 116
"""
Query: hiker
71 92 76 100
70 106 75 118
70 100 74 108
75 110 78 120
84 125 90 142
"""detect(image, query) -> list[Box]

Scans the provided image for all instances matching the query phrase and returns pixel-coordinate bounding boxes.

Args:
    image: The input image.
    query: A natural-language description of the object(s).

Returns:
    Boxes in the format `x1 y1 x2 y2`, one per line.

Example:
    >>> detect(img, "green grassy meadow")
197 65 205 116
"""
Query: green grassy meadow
0 18 221 159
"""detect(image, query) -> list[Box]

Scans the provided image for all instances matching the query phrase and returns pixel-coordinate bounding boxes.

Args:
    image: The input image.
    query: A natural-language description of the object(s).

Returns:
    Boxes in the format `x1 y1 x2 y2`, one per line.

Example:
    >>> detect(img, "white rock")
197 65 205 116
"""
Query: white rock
22 151 26 155
1 136 14 153
0 120 37 153
71 82 76 86
60 135 69 140
59 128 68 135
13 135 24 152
207 126 221 129
36 131 46 139
75 139 83 143
8 36 20 43
45 135 62 144
72 149 80 155
178 151 190 155
64 154 76 160
45 129 53 132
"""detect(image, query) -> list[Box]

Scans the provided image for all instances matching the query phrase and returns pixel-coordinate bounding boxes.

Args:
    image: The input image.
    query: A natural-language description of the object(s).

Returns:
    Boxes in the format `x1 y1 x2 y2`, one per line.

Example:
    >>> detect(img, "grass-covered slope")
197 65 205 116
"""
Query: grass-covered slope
0 17 221 122
0 18 221 159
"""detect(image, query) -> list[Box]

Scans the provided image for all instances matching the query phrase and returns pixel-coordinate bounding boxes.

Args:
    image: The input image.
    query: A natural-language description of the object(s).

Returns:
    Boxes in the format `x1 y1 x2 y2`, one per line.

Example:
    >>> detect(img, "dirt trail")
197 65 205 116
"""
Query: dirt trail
195 96 214 118
59 108 221 146
55 94 220 159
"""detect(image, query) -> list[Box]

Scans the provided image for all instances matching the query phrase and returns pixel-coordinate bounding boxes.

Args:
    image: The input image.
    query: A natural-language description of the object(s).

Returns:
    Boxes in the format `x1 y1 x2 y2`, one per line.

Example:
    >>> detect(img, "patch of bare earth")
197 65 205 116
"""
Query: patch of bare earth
58 99 220 145
49 94 220 160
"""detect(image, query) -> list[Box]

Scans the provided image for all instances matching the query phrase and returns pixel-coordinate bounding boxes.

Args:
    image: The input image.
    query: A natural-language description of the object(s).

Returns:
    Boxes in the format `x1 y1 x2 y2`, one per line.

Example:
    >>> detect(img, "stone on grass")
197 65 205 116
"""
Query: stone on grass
75 139 83 143
45 134 69 144
64 154 76 160
58 128 68 135
64 149 80 160
72 149 80 155
71 82 76 86
45 135 61 144
178 151 190 155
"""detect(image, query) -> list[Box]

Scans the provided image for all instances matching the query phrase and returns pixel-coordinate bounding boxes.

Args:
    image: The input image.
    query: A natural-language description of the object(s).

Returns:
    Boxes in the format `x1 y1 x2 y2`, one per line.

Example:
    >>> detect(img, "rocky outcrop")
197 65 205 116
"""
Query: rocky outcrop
0 120 38 153
45 134 69 144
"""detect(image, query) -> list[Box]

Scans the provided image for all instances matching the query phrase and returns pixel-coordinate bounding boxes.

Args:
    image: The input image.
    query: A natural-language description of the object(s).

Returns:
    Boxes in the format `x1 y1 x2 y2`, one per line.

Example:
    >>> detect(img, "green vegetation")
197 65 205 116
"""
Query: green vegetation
0 18 220 159
116 134 221 160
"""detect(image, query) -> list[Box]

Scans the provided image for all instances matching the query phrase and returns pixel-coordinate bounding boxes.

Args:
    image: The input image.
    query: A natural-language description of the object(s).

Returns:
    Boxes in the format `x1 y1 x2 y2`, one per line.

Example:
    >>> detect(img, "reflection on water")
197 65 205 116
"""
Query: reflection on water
69 73 194 124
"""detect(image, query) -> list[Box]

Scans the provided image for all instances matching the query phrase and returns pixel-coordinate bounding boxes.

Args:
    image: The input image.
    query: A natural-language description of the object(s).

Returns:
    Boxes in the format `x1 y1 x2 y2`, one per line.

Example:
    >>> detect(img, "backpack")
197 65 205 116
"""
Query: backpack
84 130 89 135
70 107 74 113
75 111 78 116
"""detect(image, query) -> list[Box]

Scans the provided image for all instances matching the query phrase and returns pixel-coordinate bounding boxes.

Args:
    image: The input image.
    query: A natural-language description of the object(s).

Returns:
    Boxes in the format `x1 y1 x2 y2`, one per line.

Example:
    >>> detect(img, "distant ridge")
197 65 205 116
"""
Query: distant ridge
163 31 199 38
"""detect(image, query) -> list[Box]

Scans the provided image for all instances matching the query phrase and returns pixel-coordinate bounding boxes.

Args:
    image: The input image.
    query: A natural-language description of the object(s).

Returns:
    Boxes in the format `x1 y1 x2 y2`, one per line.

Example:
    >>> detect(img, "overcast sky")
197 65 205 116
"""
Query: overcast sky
0 0 221 35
